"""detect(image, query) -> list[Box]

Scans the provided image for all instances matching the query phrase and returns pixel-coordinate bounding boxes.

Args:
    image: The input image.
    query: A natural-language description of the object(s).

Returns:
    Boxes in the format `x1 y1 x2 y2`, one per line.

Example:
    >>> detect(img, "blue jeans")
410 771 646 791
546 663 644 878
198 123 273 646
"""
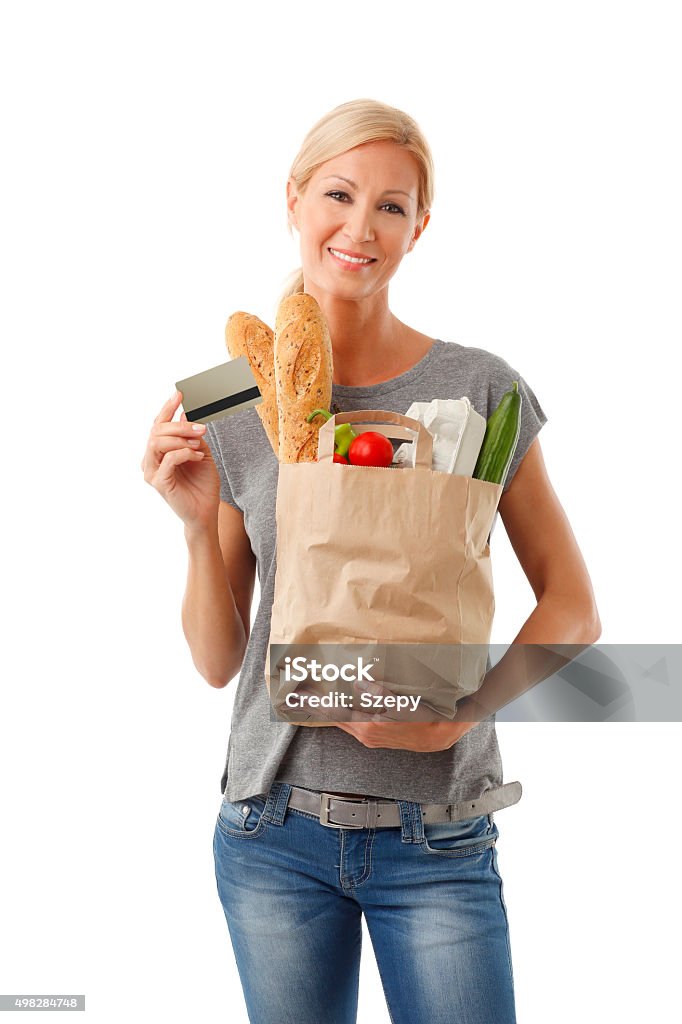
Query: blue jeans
213 781 516 1024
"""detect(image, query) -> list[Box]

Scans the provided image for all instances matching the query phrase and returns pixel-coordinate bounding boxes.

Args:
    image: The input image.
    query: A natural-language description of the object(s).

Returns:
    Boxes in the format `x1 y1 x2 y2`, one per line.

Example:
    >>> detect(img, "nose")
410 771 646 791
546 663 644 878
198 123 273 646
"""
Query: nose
343 200 376 245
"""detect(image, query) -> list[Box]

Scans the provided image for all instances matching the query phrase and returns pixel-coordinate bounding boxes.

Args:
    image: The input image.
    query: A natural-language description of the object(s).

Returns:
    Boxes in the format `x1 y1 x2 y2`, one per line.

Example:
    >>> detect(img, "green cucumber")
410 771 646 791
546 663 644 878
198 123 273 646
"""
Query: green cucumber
472 381 522 486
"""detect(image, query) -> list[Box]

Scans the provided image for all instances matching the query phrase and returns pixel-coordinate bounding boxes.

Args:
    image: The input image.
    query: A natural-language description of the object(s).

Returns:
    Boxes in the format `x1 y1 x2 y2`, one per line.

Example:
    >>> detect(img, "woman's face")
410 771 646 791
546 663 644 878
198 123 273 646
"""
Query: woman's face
287 140 430 301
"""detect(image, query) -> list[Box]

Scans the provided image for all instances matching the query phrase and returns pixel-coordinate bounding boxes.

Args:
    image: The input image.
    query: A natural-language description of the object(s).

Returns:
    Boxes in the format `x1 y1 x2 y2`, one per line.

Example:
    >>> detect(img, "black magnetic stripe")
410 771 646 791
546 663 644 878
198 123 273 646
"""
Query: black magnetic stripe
186 386 261 421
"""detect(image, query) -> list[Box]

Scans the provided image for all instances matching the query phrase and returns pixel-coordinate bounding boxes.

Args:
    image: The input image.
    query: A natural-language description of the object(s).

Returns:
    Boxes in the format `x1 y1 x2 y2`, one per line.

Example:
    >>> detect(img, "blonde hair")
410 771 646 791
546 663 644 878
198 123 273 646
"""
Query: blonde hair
279 98 435 304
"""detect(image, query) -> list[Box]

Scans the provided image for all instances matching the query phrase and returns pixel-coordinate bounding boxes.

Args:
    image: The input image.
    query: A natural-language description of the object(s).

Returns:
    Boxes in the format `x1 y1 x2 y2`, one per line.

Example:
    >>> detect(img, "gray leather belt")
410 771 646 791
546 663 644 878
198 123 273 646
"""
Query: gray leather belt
286 781 522 830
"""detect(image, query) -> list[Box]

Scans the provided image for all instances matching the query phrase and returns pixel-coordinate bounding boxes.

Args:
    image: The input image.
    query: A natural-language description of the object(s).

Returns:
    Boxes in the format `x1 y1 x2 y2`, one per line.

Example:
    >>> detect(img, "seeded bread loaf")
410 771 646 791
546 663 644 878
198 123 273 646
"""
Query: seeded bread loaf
225 312 278 456
274 293 333 463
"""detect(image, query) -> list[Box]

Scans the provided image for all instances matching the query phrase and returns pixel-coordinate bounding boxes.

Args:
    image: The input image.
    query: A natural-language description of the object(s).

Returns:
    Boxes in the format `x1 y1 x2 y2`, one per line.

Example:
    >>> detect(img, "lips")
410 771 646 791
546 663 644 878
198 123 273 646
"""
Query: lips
328 247 376 260
327 247 377 268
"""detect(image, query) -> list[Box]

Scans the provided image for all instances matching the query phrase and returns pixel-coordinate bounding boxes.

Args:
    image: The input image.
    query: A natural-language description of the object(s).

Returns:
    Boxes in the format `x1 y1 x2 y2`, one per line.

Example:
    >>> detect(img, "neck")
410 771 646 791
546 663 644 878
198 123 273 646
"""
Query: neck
302 284 407 386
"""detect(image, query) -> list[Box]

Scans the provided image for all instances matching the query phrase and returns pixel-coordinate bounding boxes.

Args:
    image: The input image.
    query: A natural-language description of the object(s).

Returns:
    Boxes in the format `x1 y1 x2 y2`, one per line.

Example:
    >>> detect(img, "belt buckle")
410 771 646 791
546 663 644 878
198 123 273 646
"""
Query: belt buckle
319 792 366 829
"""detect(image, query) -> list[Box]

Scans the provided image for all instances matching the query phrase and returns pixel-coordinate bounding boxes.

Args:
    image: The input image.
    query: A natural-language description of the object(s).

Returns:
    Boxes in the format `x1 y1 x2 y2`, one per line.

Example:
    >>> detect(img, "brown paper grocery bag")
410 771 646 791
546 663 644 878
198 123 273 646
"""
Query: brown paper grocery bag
265 410 503 724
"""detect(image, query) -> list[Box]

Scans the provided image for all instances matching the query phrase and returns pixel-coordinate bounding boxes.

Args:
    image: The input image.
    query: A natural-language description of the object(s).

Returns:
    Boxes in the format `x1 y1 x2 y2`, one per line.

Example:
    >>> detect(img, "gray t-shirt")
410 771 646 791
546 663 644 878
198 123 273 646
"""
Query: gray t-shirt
204 338 547 805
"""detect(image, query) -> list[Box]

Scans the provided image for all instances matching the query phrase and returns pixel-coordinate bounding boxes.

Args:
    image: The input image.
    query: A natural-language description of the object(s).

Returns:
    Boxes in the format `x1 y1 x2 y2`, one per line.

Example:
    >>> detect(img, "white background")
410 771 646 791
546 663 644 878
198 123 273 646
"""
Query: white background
1 1 680 1021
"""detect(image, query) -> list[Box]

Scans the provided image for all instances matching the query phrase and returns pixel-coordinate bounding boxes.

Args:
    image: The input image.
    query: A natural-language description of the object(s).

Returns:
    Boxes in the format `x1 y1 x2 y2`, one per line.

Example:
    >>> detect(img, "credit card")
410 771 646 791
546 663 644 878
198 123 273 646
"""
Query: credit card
175 356 263 424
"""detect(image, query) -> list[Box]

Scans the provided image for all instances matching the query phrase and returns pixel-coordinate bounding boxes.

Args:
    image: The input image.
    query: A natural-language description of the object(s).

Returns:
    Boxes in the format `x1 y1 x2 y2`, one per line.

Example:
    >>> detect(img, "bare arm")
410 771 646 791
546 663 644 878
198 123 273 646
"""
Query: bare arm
456 436 602 721
497 436 601 638
182 502 257 689
141 392 257 690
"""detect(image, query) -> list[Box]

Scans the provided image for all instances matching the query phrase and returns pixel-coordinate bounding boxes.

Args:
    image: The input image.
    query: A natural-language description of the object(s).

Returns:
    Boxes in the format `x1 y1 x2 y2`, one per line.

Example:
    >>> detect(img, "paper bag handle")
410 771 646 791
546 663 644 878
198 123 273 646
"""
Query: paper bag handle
317 409 434 468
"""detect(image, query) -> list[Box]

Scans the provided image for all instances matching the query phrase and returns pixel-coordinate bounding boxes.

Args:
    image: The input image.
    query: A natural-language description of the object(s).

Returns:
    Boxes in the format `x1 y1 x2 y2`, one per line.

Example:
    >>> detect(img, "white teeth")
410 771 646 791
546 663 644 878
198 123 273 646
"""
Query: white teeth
329 248 374 264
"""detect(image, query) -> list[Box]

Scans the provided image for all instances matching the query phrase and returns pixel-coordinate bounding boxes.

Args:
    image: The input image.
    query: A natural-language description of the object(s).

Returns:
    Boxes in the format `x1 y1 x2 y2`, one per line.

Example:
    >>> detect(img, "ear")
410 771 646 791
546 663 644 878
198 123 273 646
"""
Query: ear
407 211 430 253
286 179 299 231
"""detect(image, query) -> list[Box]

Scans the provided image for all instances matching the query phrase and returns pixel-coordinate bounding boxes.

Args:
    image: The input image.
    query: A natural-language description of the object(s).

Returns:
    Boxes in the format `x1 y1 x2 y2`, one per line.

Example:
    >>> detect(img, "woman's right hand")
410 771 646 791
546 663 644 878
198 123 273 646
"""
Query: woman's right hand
141 390 220 531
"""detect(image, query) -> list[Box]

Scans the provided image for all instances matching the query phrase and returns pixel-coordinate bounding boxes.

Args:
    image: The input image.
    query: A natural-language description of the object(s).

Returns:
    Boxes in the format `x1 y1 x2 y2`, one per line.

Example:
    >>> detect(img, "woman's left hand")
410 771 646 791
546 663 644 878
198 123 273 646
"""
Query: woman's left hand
334 718 477 752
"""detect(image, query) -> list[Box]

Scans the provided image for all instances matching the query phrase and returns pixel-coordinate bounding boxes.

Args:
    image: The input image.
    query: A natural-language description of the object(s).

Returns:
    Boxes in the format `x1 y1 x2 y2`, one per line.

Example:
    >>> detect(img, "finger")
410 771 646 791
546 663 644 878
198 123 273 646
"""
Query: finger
153 390 183 426
359 702 390 719
350 711 387 724
160 435 204 454
152 421 207 440
151 445 205 487
144 433 204 475
353 678 397 701
354 673 397 695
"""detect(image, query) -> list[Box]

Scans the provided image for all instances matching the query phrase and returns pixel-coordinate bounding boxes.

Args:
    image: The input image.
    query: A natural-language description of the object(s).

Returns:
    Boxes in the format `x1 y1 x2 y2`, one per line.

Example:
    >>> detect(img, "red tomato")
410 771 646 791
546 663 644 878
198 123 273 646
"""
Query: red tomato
348 431 394 467
332 453 349 464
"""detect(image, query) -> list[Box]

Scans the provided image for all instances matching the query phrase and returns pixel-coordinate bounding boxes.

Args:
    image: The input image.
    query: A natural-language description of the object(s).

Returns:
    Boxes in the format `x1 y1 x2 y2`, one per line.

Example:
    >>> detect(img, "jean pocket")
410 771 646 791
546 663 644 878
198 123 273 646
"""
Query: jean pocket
420 813 498 858
216 794 269 839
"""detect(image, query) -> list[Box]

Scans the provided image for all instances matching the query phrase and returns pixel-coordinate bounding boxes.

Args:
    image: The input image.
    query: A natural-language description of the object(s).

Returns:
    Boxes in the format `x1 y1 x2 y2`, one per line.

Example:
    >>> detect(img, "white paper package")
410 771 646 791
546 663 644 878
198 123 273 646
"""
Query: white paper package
393 398 486 474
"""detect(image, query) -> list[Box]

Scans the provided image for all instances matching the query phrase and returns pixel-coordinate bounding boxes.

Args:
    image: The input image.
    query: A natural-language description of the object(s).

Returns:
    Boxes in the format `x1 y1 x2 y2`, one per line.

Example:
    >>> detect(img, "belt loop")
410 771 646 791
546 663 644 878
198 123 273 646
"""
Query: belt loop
263 781 291 826
398 800 425 843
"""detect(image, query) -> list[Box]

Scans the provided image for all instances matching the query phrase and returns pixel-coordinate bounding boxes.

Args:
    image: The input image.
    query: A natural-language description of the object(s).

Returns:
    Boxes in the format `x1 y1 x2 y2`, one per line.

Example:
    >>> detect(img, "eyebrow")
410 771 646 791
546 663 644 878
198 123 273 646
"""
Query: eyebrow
321 175 414 201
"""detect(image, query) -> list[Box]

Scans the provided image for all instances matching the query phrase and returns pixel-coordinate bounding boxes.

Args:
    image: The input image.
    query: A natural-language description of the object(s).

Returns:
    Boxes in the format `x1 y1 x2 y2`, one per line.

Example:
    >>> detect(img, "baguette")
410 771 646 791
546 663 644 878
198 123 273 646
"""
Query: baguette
274 293 333 463
225 312 278 456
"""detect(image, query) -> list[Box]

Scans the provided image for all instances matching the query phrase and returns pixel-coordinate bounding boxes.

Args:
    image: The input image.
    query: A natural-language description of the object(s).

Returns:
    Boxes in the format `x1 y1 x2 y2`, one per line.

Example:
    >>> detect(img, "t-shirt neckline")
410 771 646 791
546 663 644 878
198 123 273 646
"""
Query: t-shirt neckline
331 338 446 399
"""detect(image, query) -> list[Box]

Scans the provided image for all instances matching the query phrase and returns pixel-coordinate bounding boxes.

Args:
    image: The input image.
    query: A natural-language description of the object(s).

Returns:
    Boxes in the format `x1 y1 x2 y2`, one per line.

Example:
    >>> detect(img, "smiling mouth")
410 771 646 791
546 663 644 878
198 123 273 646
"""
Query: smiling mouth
328 247 377 265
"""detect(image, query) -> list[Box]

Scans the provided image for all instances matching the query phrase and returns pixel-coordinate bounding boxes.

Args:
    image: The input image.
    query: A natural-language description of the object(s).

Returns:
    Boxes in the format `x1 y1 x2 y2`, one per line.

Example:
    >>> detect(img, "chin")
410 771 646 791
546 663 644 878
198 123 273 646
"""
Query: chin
326 279 376 299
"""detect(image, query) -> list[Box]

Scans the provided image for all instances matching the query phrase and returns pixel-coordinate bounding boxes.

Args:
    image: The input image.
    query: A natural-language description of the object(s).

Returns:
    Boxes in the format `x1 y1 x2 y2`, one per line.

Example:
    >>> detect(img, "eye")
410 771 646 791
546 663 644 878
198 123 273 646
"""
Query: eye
382 202 406 216
324 191 405 216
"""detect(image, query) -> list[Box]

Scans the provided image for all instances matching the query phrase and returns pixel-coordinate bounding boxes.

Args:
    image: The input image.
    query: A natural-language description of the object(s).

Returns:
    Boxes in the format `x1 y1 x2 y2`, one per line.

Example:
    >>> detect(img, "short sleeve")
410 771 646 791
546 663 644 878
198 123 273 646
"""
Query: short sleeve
203 421 243 513
488 363 548 494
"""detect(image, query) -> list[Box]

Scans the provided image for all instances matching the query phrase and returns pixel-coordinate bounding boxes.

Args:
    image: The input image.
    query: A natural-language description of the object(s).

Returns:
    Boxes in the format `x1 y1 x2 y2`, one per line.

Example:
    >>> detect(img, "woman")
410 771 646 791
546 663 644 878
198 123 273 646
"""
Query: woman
142 99 601 1024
